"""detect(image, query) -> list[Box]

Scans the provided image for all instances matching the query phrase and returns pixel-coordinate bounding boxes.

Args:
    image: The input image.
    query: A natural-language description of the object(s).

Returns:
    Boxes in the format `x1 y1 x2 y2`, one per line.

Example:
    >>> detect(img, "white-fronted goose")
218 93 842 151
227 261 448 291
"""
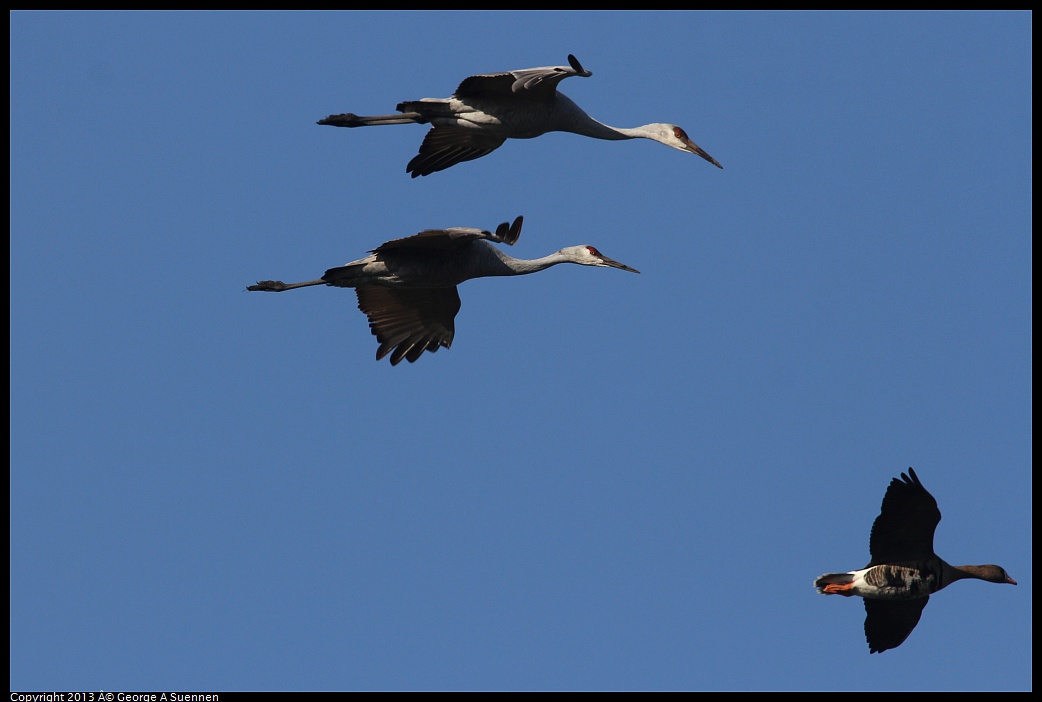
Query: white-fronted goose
317 55 723 177
815 468 1016 653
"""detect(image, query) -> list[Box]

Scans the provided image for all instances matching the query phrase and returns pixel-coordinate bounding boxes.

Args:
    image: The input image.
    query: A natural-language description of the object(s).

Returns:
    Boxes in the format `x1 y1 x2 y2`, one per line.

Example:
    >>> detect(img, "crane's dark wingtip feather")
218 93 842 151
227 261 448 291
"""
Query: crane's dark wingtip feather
490 215 522 245
509 215 523 244
567 54 591 76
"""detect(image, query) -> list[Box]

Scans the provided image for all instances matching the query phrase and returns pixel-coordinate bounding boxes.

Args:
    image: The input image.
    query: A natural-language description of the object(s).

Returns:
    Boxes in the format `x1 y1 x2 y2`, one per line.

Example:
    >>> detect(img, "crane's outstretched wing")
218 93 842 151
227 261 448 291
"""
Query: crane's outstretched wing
371 216 523 253
863 597 930 653
868 468 942 566
355 285 462 366
453 54 591 101
403 56 589 176
405 128 507 177
346 217 524 364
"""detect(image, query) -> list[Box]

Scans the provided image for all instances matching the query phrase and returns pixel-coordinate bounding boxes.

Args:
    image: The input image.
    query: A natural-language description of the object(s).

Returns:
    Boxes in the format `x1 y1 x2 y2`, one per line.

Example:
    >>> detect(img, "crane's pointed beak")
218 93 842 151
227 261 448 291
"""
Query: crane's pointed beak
601 256 640 274
690 143 723 169
678 133 723 169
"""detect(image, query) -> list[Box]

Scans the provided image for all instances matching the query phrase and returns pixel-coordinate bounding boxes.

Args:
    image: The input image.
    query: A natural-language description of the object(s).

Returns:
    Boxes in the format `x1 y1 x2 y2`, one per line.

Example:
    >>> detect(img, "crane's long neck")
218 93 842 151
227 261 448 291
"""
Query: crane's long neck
480 245 571 276
564 115 672 143
553 93 636 141
567 117 635 141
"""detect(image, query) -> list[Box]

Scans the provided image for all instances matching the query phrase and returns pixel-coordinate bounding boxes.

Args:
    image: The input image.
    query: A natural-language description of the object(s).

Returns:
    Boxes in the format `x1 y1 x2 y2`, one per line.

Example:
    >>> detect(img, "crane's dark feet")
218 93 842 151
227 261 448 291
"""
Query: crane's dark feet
248 280 289 292
317 113 363 127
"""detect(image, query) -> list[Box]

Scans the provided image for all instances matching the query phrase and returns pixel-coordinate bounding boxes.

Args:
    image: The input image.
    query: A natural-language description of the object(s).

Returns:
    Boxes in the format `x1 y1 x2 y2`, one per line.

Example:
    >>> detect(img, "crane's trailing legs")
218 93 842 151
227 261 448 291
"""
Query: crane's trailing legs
317 112 426 128
248 279 325 292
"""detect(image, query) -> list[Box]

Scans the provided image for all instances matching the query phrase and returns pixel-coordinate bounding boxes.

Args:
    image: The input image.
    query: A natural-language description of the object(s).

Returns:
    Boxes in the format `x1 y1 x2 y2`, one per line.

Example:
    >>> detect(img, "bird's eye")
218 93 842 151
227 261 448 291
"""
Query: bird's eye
673 126 688 140
586 246 601 255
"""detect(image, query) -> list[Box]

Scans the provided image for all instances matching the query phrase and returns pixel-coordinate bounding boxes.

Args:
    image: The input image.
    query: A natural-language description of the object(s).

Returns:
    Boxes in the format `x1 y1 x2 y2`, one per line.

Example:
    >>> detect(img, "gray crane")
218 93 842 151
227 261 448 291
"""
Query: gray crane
248 216 638 365
318 54 723 177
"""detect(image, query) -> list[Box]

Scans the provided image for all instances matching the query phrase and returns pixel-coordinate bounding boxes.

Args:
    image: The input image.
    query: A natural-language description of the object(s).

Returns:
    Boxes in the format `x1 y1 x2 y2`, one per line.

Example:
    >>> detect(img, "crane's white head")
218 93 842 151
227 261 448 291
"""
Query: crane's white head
642 124 723 169
559 245 640 273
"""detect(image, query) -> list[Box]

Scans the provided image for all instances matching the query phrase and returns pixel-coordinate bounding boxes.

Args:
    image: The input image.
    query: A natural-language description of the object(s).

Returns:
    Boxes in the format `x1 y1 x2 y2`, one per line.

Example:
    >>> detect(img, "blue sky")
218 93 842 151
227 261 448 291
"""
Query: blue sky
10 10 1031 692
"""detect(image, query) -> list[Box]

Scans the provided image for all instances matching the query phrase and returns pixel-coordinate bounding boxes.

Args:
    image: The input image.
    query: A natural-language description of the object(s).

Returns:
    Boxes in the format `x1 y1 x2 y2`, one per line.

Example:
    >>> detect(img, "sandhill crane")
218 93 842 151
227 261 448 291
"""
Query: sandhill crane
247 216 638 365
814 468 1016 653
317 54 723 177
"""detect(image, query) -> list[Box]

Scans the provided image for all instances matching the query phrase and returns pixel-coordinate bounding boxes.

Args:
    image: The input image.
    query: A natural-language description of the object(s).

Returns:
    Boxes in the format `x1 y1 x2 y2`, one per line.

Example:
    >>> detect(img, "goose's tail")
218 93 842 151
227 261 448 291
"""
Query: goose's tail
814 572 856 595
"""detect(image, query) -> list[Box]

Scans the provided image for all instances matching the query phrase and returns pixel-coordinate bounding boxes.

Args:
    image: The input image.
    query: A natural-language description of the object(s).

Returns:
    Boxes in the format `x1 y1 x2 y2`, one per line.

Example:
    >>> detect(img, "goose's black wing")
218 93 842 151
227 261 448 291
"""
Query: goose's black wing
868 468 942 566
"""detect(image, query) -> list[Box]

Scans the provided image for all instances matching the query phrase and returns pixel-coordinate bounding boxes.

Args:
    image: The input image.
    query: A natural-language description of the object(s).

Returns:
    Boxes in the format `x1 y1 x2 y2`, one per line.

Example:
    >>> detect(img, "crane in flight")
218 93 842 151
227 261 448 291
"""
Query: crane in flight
318 54 723 177
248 216 639 365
